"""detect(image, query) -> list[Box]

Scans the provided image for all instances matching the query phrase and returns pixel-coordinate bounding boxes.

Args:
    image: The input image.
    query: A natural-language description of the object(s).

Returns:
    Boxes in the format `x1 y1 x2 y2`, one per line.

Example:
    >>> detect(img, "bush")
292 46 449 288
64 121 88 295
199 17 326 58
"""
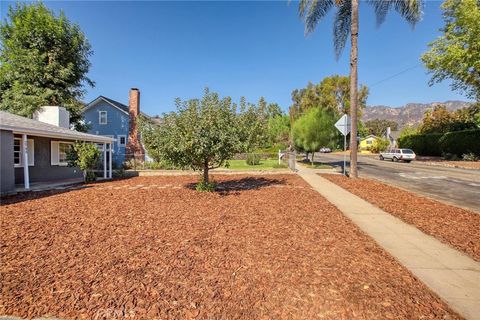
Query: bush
196 178 216 192
398 129 480 157
246 153 261 165
398 133 443 156
439 129 480 157
462 153 479 161
370 138 390 153
84 171 96 183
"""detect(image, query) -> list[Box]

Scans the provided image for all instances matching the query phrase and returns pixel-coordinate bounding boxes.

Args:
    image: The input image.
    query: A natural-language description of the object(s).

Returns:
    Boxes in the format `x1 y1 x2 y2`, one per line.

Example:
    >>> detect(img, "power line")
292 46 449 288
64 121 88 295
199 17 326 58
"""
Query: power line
369 64 422 87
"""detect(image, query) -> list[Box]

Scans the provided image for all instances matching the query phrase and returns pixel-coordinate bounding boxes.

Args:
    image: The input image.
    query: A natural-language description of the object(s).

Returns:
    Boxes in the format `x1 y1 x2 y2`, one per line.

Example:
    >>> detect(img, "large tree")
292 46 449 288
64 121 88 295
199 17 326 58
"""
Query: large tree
0 2 93 128
422 0 480 101
289 75 368 122
419 104 478 134
365 119 399 137
298 0 423 178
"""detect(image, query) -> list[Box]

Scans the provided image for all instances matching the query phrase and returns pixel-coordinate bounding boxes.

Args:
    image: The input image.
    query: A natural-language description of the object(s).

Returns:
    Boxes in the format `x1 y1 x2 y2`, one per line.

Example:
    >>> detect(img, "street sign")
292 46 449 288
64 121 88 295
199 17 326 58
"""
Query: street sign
334 114 351 176
334 114 351 136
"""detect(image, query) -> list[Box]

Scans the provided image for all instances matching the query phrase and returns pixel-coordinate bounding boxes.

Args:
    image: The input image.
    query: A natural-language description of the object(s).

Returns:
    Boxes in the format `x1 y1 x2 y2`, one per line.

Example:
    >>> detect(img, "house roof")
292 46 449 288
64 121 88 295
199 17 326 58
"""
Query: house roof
361 135 378 140
83 96 151 118
0 111 114 143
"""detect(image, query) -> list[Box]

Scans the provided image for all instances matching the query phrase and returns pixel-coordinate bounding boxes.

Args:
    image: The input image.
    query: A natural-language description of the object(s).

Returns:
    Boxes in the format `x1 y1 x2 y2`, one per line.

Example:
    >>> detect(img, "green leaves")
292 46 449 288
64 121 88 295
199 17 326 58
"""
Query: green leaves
67 142 101 182
0 2 93 126
141 89 267 179
292 107 338 153
422 0 480 101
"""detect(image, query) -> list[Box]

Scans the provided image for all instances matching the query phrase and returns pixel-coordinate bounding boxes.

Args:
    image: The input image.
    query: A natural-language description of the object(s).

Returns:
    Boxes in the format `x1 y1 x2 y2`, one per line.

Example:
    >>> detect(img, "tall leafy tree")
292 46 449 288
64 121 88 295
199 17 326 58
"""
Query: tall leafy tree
289 75 368 122
422 0 480 101
0 2 93 128
365 119 399 137
298 0 423 178
292 108 338 163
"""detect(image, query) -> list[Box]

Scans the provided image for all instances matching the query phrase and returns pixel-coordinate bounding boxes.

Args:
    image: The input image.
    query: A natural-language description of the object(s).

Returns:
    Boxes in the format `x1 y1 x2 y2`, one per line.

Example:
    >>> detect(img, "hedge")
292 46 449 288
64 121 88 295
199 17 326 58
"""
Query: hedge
398 129 480 157
397 133 443 156
439 129 480 157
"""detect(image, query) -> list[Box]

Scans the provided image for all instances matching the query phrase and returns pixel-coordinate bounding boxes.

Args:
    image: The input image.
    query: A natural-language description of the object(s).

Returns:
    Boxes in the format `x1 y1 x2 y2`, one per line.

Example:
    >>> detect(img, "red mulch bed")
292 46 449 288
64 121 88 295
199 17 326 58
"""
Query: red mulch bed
1 175 459 319
321 174 480 262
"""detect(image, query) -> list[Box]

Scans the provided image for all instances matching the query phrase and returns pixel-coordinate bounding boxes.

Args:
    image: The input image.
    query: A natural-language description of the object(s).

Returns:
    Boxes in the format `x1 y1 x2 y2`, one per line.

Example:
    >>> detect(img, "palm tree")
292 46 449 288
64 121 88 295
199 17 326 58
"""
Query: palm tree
299 0 423 178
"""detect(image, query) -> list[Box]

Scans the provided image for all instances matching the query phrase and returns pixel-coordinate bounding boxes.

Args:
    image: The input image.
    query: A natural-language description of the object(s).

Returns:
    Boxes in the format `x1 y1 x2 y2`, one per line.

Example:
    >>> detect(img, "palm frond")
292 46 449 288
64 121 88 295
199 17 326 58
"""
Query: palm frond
333 0 352 59
367 0 393 26
392 0 424 26
299 0 335 35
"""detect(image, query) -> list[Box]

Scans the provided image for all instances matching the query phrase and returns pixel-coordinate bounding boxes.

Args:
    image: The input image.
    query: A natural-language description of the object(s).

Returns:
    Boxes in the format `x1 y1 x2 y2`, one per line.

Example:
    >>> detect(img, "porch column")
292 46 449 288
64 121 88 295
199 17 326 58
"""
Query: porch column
108 143 112 179
22 134 30 190
103 142 107 179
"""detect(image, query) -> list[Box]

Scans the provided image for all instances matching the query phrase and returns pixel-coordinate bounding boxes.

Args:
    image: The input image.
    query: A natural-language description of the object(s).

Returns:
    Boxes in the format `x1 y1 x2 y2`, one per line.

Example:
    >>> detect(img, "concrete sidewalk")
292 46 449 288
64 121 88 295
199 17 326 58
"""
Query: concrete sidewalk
298 167 480 320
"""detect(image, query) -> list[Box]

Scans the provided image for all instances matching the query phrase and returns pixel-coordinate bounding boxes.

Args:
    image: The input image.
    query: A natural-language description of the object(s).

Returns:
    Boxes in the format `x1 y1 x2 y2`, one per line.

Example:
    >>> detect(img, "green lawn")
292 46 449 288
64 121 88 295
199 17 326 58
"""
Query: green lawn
224 159 287 170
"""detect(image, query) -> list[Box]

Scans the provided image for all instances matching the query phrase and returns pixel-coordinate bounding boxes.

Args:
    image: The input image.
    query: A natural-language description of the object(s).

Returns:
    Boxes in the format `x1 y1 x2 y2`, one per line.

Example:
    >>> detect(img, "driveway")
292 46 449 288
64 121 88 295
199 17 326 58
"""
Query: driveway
315 153 480 212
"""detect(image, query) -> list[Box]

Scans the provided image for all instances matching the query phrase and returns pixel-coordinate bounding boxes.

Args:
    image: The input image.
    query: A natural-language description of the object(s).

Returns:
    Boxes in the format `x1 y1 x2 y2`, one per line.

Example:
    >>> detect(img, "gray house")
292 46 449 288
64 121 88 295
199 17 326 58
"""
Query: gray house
0 108 114 196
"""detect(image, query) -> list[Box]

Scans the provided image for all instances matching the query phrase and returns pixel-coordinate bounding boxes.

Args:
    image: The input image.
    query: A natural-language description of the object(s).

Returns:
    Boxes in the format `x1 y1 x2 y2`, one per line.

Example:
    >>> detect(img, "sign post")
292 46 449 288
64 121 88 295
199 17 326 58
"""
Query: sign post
334 114 351 175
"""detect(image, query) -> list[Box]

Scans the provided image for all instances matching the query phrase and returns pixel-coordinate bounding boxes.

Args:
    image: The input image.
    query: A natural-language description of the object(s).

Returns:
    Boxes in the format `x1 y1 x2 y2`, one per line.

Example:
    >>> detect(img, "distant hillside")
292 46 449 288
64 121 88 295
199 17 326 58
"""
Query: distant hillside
362 101 472 128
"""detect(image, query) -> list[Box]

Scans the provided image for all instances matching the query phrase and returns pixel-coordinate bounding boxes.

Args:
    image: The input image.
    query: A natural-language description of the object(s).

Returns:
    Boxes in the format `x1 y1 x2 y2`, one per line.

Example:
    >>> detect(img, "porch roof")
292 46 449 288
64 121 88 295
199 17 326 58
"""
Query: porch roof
0 111 114 143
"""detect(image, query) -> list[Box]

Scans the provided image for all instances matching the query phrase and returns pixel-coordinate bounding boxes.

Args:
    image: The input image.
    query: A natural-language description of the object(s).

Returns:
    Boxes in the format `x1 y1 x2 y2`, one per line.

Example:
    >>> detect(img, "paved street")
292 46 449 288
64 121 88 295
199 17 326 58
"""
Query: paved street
314 153 480 213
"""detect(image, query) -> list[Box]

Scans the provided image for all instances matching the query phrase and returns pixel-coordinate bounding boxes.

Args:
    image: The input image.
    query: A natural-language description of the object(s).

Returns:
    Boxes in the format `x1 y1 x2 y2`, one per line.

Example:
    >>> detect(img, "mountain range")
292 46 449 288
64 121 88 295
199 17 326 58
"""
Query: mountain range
362 100 472 128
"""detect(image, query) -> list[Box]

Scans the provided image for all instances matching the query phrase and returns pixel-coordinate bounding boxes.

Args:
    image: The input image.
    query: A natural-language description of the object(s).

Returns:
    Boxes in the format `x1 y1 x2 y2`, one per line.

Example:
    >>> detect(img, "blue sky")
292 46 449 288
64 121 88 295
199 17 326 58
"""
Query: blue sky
1 1 471 116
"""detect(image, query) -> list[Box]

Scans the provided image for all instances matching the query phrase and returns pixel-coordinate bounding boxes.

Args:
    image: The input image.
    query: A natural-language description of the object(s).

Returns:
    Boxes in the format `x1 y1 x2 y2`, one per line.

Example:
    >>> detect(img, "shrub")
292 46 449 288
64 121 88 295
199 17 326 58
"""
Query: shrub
370 138 390 153
196 178 216 192
439 129 480 157
246 153 261 165
462 153 479 161
398 133 443 156
67 142 101 182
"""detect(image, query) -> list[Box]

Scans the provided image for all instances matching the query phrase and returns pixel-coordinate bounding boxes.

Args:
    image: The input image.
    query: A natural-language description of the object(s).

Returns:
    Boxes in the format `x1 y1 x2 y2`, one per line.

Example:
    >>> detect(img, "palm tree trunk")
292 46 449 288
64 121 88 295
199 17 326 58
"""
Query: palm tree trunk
349 0 359 179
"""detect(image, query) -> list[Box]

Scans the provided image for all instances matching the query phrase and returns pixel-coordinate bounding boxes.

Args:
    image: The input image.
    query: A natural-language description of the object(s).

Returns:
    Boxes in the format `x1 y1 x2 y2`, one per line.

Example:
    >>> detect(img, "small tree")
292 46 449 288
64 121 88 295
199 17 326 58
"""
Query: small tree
292 108 337 163
370 138 390 153
67 142 100 182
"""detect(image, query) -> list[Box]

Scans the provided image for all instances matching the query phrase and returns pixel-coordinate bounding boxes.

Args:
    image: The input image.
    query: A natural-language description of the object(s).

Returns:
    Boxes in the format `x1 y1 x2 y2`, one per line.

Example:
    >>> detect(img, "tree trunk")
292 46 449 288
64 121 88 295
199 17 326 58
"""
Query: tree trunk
349 0 359 178
203 162 209 184
311 152 315 164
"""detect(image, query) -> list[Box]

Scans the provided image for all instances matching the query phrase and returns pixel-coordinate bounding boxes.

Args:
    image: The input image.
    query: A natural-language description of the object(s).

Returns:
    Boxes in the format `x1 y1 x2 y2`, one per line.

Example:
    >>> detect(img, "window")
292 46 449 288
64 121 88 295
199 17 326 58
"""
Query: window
99 111 107 124
366 140 373 145
118 135 126 146
13 138 34 167
59 142 71 164
14 139 21 166
51 141 72 165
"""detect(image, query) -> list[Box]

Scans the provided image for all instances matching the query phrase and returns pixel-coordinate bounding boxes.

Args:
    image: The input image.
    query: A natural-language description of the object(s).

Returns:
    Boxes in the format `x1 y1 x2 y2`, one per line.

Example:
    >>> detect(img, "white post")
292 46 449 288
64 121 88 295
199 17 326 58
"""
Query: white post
278 149 281 165
103 143 107 179
108 143 112 179
22 134 30 190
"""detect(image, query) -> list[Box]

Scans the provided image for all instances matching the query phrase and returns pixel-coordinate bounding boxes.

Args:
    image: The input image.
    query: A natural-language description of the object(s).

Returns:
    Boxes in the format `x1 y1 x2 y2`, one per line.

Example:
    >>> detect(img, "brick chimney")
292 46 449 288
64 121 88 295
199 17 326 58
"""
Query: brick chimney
126 88 145 161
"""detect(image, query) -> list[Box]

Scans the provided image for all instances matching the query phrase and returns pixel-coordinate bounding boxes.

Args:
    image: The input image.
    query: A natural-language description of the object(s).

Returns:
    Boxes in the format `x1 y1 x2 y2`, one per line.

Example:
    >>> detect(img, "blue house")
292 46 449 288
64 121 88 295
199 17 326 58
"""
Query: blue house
83 88 147 167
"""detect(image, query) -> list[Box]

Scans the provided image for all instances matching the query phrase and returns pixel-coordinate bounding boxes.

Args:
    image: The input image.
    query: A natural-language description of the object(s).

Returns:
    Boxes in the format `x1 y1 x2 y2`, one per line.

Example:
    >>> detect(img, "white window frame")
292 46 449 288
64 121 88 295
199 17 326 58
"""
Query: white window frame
58 142 72 165
13 138 34 167
99 111 108 125
118 135 126 147
51 141 73 166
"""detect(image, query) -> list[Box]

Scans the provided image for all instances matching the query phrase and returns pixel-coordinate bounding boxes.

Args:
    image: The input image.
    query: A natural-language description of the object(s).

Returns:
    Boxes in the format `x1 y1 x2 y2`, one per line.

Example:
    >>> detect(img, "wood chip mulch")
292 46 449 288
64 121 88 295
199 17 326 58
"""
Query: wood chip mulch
321 174 480 262
1 175 460 319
